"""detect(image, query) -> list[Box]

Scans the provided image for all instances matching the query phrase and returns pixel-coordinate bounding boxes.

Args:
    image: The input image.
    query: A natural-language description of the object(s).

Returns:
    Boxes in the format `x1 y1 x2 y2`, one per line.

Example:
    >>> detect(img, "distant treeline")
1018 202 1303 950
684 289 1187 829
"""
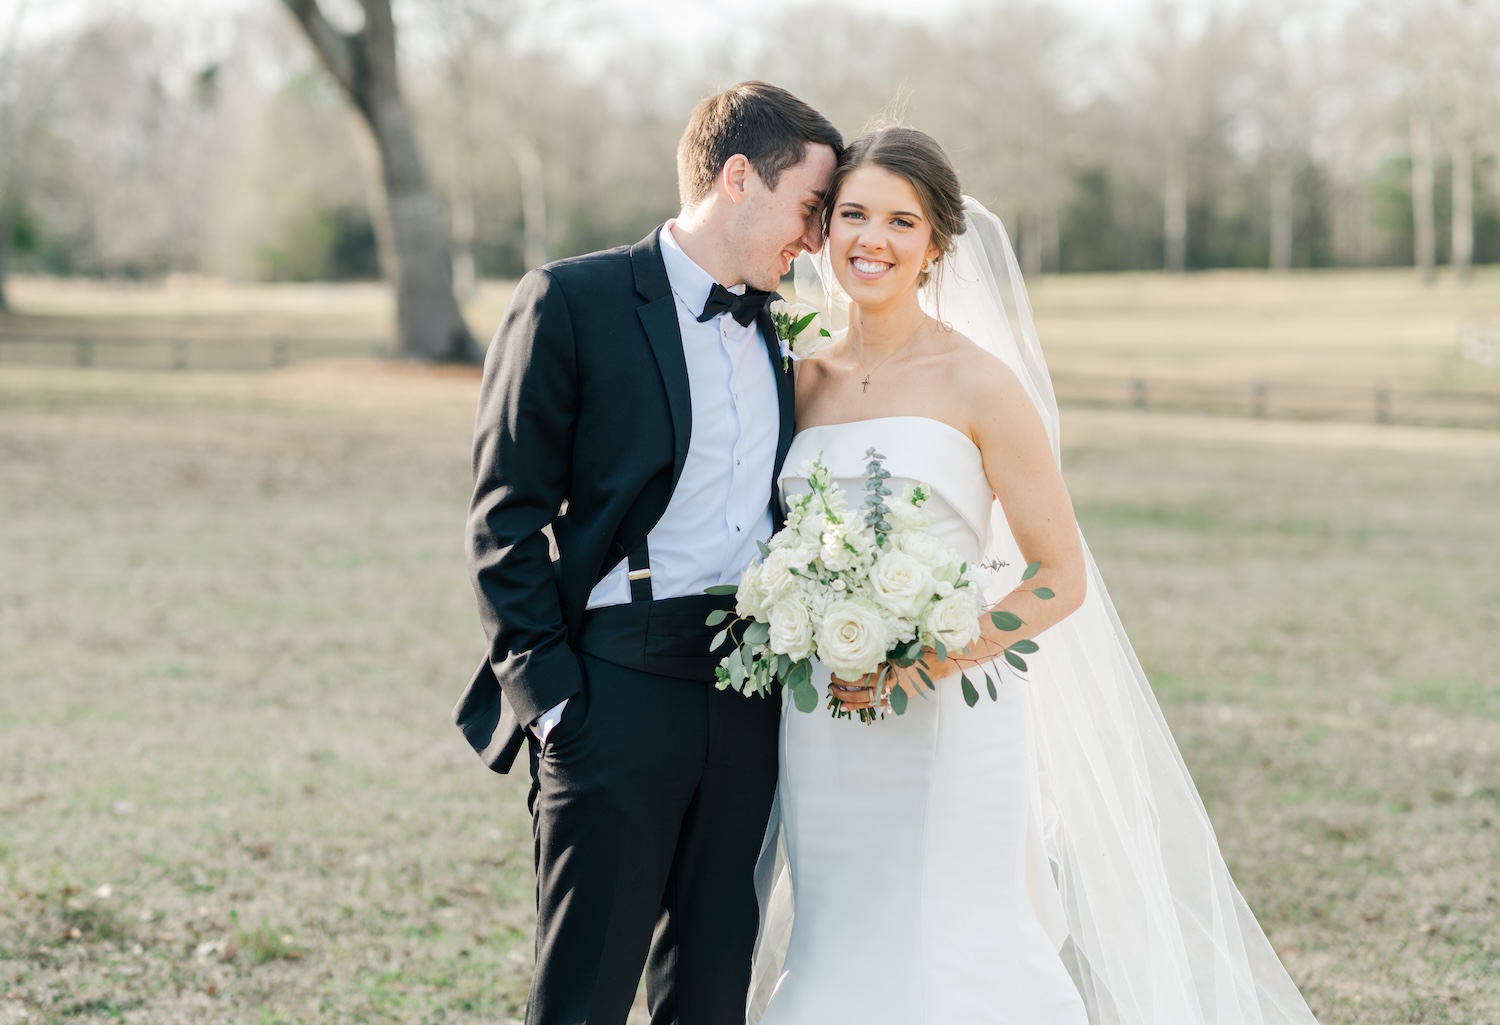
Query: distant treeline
1 0 1496 285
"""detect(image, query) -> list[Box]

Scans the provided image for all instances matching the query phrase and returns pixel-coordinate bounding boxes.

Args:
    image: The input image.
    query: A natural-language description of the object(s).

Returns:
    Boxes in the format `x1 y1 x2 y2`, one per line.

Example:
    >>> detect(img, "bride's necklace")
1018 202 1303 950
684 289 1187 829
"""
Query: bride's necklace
855 331 924 393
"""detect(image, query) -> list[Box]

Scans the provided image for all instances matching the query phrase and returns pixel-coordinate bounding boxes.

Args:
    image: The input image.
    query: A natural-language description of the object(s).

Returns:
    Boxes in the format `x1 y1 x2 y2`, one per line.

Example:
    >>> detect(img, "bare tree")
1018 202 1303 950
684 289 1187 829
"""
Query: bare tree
1131 1 1242 273
280 0 478 362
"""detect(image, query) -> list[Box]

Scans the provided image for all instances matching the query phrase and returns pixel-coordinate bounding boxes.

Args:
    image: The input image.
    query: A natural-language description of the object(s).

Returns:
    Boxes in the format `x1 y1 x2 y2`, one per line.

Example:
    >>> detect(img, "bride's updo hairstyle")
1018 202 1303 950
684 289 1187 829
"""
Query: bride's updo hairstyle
822 125 966 289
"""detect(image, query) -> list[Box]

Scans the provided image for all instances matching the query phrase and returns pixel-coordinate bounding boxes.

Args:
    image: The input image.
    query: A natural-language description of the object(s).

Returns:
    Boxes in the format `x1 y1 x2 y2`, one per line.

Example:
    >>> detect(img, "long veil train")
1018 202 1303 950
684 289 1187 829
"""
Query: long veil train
749 198 1320 1025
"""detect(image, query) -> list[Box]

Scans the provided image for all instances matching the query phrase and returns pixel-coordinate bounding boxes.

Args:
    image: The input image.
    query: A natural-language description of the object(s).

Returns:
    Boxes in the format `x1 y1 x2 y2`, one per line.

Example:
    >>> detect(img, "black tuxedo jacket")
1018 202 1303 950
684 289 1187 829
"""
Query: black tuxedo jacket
455 226 795 773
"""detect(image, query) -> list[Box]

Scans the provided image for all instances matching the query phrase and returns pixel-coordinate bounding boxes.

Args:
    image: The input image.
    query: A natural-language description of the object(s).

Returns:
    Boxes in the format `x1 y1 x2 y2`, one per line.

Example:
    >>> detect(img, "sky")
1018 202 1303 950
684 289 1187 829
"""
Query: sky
2 0 1152 51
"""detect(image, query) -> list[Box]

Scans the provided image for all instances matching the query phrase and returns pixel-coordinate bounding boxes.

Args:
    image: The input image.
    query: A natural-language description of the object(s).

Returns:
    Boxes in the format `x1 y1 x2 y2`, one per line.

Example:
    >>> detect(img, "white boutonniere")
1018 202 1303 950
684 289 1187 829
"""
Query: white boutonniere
769 299 831 370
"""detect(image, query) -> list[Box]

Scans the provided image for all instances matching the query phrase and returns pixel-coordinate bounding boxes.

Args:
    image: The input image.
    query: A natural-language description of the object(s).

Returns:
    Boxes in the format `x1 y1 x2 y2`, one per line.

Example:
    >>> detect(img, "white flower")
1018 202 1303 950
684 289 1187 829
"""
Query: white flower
735 559 770 619
867 550 936 620
893 530 952 573
771 300 829 360
885 494 932 533
921 590 983 653
759 547 804 604
818 599 893 682
767 599 816 661
819 521 857 573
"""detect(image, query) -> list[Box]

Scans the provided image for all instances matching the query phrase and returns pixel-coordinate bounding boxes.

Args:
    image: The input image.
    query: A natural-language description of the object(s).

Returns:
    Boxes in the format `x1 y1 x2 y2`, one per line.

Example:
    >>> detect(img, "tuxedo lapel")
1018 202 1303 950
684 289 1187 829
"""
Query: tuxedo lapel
757 306 797 485
631 228 692 490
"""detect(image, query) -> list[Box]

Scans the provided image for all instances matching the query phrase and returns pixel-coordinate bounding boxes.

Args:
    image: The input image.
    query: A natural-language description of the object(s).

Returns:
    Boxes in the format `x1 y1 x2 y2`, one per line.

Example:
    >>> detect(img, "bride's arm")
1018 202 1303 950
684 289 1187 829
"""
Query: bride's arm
842 355 1086 709
958 355 1087 658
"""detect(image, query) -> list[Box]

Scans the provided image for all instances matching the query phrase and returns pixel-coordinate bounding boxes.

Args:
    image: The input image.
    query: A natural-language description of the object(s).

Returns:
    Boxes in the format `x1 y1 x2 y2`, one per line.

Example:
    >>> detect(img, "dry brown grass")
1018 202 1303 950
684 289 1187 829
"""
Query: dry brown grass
0 303 1497 1022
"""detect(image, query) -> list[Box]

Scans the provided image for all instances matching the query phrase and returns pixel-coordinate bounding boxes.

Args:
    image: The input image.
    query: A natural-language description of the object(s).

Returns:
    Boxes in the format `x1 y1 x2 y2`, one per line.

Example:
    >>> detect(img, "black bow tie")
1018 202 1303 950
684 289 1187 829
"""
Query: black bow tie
697 284 779 327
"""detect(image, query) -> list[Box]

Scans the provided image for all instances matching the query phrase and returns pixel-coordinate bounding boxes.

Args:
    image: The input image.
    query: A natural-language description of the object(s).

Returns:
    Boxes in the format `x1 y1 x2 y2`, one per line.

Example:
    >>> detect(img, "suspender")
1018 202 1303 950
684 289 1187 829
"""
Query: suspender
627 541 653 602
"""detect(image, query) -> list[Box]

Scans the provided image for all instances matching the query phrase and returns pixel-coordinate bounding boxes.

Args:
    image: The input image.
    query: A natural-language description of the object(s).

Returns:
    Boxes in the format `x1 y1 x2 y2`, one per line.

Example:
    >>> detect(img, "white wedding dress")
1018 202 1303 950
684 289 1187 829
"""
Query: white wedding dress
758 416 1088 1025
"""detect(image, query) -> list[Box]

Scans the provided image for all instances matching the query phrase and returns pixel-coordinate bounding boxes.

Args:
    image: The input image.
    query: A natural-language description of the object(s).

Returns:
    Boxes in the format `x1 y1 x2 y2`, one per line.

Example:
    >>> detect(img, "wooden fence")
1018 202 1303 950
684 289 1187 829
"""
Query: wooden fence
1051 372 1500 431
3 333 1498 431
0 335 391 371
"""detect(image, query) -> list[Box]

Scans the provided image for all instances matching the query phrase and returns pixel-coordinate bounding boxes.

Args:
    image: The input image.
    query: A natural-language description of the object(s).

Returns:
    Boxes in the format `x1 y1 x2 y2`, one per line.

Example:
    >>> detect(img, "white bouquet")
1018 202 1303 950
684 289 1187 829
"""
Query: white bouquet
706 449 1052 718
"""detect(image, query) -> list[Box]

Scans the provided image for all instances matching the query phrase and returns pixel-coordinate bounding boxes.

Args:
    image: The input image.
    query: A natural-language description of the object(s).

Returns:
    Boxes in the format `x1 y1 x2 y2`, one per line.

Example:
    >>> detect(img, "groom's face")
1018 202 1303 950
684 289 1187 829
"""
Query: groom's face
732 142 838 291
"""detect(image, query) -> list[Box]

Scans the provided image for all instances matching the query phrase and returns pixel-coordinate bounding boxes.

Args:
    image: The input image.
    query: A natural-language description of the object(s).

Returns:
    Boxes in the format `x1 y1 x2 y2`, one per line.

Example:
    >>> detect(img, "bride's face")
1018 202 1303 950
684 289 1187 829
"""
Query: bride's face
827 166 941 308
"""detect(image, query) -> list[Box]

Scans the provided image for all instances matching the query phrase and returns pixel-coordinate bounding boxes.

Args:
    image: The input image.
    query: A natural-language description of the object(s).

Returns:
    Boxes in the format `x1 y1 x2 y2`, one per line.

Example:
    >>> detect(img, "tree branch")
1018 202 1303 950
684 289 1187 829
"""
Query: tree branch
280 0 360 100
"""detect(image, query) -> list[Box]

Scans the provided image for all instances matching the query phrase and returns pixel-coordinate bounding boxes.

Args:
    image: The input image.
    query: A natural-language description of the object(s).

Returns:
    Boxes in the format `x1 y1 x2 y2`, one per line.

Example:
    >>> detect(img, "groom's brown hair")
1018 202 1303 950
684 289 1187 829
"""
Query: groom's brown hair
677 81 843 206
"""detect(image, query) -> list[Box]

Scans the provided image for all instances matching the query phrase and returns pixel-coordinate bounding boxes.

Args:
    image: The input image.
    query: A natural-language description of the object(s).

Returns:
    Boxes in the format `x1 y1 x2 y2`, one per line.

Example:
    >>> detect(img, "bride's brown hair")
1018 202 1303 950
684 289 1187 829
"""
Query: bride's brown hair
822 125 966 288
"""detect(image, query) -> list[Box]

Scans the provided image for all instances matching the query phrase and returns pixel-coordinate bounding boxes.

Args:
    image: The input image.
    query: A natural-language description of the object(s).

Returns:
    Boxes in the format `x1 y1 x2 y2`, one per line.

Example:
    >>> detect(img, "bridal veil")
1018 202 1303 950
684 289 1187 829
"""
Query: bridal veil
750 198 1321 1025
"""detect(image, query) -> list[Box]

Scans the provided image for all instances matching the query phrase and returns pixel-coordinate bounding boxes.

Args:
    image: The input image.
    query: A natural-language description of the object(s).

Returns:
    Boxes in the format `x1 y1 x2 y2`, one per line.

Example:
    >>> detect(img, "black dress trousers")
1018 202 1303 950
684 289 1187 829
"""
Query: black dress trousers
526 650 780 1025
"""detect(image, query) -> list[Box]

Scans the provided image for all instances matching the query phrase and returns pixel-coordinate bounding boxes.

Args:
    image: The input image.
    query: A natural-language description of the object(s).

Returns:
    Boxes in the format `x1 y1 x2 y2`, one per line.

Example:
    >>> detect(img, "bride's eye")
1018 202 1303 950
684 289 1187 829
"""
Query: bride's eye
841 210 865 221
892 217 914 229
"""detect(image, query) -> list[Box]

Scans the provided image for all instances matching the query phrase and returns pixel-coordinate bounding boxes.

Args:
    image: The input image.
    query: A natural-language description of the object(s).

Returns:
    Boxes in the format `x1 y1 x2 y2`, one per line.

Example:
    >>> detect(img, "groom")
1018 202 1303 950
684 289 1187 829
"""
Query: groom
455 82 841 1024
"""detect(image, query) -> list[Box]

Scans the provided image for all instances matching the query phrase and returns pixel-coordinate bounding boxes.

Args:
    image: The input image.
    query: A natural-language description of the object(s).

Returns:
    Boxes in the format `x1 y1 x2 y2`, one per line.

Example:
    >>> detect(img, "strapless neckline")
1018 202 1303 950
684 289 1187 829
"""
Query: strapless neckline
794 415 978 456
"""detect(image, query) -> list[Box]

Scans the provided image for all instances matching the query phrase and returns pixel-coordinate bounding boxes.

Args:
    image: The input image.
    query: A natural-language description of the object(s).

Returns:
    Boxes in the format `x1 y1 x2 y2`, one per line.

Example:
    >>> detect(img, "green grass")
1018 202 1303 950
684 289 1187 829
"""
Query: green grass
1 278 1498 1022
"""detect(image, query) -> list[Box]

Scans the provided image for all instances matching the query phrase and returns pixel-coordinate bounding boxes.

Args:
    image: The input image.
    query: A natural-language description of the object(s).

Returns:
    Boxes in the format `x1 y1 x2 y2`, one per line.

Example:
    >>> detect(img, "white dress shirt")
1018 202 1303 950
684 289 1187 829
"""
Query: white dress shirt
535 221 780 741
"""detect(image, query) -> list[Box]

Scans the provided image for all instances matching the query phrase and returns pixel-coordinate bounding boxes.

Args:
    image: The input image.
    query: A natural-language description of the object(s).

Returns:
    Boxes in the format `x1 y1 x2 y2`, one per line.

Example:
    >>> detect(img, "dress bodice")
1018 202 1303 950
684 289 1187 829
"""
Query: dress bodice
778 416 993 564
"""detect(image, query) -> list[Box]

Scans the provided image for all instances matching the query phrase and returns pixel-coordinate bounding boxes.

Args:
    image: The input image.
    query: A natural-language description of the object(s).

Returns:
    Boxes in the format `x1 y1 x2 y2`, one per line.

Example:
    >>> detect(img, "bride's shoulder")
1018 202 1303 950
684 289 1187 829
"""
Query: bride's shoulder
943 329 1024 393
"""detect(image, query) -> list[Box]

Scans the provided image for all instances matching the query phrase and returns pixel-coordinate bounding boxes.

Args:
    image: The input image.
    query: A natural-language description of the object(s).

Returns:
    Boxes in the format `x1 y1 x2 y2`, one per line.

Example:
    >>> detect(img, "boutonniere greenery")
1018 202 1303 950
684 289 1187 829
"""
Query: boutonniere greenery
770 299 832 371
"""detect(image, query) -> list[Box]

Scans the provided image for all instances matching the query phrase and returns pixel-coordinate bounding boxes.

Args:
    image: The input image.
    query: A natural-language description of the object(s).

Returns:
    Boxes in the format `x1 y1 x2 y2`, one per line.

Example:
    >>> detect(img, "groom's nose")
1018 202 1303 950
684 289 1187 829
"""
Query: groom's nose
800 216 824 255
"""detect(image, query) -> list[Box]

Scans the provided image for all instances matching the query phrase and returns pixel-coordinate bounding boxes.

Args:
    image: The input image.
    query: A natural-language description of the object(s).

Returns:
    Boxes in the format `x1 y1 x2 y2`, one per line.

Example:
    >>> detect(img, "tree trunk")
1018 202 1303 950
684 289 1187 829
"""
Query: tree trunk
448 60 476 302
512 136 549 272
281 0 479 363
1163 157 1188 273
1268 154 1293 272
1021 213 1042 279
1410 114 1436 285
0 203 10 314
1451 136 1473 283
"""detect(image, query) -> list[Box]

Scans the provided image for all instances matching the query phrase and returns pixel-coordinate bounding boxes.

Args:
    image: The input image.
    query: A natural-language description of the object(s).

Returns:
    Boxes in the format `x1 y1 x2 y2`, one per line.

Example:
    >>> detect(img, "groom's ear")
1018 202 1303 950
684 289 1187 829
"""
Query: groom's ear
719 154 753 204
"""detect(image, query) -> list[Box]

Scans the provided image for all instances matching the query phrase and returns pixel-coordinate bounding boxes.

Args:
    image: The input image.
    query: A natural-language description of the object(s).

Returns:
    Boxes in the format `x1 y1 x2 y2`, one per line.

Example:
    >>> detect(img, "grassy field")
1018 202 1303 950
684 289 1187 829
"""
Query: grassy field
1 272 1499 1023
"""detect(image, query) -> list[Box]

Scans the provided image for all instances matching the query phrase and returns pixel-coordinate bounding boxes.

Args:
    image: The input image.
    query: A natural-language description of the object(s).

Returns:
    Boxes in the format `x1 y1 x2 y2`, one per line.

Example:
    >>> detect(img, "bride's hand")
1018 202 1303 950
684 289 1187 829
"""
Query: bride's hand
828 651 949 712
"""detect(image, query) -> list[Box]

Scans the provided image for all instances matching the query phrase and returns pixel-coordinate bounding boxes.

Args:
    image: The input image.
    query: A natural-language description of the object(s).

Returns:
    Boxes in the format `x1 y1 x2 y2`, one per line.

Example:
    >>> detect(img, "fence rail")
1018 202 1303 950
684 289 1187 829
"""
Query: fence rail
1052 372 1500 431
4 334 1498 431
0 335 392 371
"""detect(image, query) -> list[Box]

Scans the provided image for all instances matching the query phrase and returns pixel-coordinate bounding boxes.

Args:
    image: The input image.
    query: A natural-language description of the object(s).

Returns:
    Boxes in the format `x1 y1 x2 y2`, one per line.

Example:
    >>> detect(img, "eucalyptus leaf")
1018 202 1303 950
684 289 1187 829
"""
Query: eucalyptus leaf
704 584 739 596
756 539 772 559
710 628 728 650
986 673 998 701
744 620 771 646
777 653 793 680
1032 587 1055 600
705 608 730 626
990 610 1024 632
727 646 745 682
1008 639 1039 654
792 678 819 713
934 639 948 661
890 686 909 716
960 674 979 708
1021 561 1042 581
1005 650 1028 673
916 666 935 690
787 659 812 690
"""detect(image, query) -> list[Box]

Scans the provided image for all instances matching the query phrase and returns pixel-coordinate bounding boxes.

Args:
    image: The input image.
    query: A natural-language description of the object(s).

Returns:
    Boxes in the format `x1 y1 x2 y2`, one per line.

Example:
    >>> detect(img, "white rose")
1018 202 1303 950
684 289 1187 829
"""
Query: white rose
767 599 816 661
818 599 893 682
735 559 770 619
921 590 983 653
867 550 936 621
759 548 802 604
893 530 952 572
884 495 931 533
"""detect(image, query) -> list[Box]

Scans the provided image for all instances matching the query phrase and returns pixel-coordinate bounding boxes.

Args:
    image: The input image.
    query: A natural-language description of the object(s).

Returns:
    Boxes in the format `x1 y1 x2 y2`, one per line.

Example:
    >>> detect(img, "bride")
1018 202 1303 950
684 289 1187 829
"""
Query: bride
751 127 1321 1025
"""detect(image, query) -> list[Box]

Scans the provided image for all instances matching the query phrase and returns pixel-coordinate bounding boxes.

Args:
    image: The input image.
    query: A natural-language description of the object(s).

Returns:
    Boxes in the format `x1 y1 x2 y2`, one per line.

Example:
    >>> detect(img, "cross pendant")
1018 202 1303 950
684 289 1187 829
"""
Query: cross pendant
861 375 871 393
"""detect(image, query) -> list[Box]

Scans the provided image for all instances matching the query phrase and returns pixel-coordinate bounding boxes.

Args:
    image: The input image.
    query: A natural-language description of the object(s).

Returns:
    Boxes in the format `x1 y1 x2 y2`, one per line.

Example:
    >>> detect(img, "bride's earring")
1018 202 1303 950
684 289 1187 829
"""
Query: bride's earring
921 258 933 273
